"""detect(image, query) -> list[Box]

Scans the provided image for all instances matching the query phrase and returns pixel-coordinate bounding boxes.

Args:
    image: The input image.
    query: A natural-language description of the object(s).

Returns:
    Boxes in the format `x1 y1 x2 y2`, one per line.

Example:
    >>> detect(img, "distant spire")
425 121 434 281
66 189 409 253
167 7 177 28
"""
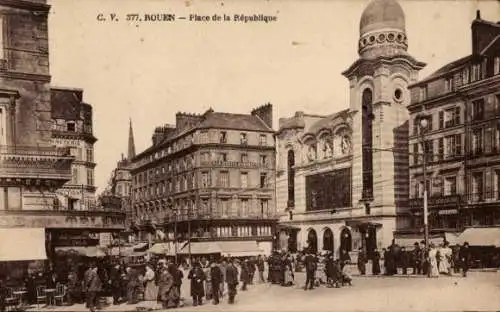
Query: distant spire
128 118 136 160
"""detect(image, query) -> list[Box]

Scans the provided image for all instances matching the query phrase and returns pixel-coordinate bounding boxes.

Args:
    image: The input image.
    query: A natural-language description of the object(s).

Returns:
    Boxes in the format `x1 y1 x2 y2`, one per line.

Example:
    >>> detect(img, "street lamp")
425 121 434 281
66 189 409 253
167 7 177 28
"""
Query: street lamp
419 115 430 252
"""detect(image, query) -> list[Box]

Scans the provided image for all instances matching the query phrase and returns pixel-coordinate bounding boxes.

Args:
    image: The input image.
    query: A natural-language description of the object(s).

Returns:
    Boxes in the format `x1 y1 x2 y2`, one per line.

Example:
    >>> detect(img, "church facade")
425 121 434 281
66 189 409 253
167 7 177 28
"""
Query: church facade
276 0 426 259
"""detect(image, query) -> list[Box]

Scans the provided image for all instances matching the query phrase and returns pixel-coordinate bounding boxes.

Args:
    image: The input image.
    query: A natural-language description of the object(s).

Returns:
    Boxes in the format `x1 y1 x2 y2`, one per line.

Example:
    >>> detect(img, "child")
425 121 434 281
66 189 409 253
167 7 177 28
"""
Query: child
341 261 353 286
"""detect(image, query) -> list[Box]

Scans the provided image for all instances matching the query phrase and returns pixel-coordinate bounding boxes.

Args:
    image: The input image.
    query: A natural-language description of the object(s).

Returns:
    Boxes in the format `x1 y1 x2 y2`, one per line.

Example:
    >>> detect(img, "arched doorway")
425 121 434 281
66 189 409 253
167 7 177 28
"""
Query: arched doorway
307 229 318 254
322 228 334 253
340 227 352 253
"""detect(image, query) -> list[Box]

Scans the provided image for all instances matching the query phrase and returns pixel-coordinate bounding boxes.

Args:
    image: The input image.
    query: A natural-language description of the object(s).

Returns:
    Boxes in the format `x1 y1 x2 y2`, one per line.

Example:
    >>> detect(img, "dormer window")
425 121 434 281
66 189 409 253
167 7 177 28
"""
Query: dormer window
419 86 428 102
494 57 500 76
67 122 75 132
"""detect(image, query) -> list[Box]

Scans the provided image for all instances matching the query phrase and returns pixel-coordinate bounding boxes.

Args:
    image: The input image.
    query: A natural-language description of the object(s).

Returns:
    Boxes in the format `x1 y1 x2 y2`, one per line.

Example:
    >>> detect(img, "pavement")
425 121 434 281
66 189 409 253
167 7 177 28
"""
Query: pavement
23 269 500 312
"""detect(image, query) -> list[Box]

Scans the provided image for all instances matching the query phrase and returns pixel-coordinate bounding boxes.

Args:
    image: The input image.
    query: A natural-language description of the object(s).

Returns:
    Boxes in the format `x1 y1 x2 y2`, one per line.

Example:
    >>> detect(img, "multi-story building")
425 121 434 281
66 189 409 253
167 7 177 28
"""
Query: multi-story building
107 119 136 242
131 104 277 255
276 0 426 258
406 12 500 237
0 0 125 271
51 87 97 210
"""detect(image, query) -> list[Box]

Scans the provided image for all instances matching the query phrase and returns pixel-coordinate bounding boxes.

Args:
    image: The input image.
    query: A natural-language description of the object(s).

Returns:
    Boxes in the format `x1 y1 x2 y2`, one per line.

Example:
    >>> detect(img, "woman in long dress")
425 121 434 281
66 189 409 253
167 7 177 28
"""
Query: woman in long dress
438 242 452 275
428 244 439 278
143 265 158 301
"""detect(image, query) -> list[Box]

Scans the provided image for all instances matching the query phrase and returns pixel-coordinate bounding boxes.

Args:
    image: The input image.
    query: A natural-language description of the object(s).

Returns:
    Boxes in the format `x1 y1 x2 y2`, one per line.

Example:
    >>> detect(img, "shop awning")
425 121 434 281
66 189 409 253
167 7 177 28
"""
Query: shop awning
179 242 222 255
455 228 500 247
132 242 149 252
148 243 176 256
395 236 447 249
0 228 47 261
218 241 264 257
55 246 106 258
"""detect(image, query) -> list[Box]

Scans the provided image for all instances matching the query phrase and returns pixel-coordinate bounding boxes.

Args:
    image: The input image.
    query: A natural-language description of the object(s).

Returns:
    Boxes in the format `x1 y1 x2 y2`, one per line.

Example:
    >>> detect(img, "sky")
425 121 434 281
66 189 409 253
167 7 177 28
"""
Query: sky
46 0 500 193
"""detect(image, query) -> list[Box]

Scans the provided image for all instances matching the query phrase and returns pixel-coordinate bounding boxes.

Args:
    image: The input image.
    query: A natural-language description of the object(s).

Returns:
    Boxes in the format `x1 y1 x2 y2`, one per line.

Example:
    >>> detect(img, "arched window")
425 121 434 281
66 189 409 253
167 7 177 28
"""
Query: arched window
287 149 295 208
323 228 334 252
362 88 374 199
307 229 318 254
340 227 352 253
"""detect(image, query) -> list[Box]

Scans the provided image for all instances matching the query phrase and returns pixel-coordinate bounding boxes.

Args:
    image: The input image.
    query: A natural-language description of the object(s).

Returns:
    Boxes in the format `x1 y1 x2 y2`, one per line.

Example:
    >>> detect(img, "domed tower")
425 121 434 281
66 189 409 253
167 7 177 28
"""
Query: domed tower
358 0 408 58
342 0 426 248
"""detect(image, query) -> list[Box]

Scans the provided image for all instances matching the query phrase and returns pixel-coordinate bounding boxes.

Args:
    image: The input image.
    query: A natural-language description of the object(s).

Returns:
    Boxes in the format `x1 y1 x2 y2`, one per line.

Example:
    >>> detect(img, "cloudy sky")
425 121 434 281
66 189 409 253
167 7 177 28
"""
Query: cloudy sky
47 0 499 192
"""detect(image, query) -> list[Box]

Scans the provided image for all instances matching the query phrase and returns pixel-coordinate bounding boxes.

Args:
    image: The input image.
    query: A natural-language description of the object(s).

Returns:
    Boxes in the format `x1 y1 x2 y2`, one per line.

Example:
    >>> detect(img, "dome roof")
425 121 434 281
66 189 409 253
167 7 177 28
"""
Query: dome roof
359 0 406 36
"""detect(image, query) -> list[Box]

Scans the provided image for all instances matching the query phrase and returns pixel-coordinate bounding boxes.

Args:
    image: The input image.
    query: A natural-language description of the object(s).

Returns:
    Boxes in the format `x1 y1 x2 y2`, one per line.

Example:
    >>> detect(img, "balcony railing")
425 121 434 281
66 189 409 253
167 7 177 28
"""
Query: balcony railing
0 145 73 180
199 160 269 169
152 211 277 223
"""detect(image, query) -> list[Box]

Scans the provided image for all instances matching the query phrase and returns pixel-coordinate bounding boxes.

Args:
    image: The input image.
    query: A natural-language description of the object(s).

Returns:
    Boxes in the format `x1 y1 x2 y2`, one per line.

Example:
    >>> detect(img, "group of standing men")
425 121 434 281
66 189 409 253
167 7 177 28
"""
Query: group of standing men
355 240 473 277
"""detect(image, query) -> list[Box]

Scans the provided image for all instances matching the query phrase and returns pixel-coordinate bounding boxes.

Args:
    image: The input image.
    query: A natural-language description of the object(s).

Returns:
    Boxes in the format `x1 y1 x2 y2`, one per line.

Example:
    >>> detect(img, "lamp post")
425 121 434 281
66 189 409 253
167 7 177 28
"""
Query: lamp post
419 116 430 251
173 209 178 265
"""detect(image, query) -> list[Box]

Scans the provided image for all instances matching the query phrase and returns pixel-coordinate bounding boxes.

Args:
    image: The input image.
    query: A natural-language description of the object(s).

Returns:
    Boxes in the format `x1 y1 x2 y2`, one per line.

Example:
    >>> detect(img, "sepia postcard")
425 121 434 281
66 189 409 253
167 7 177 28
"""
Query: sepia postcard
0 0 499 311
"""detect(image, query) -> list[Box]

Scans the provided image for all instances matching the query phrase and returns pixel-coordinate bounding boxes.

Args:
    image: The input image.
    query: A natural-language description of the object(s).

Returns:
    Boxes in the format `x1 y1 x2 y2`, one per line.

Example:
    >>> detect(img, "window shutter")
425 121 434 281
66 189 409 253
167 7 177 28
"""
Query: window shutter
485 129 492 154
455 134 462 155
438 138 444 160
454 107 461 126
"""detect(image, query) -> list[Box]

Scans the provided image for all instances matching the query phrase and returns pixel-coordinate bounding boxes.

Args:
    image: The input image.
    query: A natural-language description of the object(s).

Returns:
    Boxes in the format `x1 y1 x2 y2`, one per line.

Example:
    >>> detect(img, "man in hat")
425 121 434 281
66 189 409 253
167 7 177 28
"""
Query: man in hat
459 242 472 277
210 261 222 305
303 249 317 290
357 247 367 275
412 242 423 275
240 259 250 291
225 258 239 304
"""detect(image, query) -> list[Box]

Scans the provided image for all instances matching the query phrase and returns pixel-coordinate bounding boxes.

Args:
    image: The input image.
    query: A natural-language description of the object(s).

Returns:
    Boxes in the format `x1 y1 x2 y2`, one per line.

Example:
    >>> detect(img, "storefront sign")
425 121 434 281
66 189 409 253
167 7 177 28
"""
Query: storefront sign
408 195 464 209
0 213 125 230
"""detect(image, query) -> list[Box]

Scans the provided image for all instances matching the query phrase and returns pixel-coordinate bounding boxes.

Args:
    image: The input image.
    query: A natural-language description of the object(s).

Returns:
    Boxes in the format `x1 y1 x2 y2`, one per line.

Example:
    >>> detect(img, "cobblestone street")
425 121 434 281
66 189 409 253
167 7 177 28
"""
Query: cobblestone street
31 271 500 312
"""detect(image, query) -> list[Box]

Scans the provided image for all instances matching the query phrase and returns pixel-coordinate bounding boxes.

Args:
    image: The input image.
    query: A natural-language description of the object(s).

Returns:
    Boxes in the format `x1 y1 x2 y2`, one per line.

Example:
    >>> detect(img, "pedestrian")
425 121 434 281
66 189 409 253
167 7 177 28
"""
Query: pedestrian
357 247 367 275
240 260 250 291
188 261 206 306
256 255 265 283
157 261 176 309
125 266 139 304
303 250 316 290
85 263 102 312
459 242 471 277
372 249 381 275
439 241 452 275
420 241 429 276
143 264 157 301
210 261 223 305
219 258 227 299
248 257 256 285
109 263 122 305
428 243 439 278
173 263 184 307
225 258 239 304
0 278 6 312
400 247 410 275
202 261 212 301
412 242 422 275
340 249 351 270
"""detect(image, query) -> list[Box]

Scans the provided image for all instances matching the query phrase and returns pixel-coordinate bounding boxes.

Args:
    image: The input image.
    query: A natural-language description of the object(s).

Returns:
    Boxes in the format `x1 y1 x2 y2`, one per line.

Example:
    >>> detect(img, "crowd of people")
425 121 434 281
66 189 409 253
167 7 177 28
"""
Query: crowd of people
356 240 474 278
0 239 483 312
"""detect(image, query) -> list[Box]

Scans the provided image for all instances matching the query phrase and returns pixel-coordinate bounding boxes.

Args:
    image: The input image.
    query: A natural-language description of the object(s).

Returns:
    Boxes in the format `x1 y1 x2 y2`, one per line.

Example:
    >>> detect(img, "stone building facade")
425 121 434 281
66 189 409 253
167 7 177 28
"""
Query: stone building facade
51 87 97 211
0 0 125 263
406 12 500 238
276 0 426 258
131 104 277 255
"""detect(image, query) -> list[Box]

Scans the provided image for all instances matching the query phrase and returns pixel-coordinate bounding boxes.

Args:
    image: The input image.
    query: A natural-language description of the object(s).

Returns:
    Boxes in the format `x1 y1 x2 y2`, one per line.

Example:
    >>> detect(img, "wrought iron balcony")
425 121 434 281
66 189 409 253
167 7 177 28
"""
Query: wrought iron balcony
0 145 73 185
199 160 270 169
161 211 278 223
